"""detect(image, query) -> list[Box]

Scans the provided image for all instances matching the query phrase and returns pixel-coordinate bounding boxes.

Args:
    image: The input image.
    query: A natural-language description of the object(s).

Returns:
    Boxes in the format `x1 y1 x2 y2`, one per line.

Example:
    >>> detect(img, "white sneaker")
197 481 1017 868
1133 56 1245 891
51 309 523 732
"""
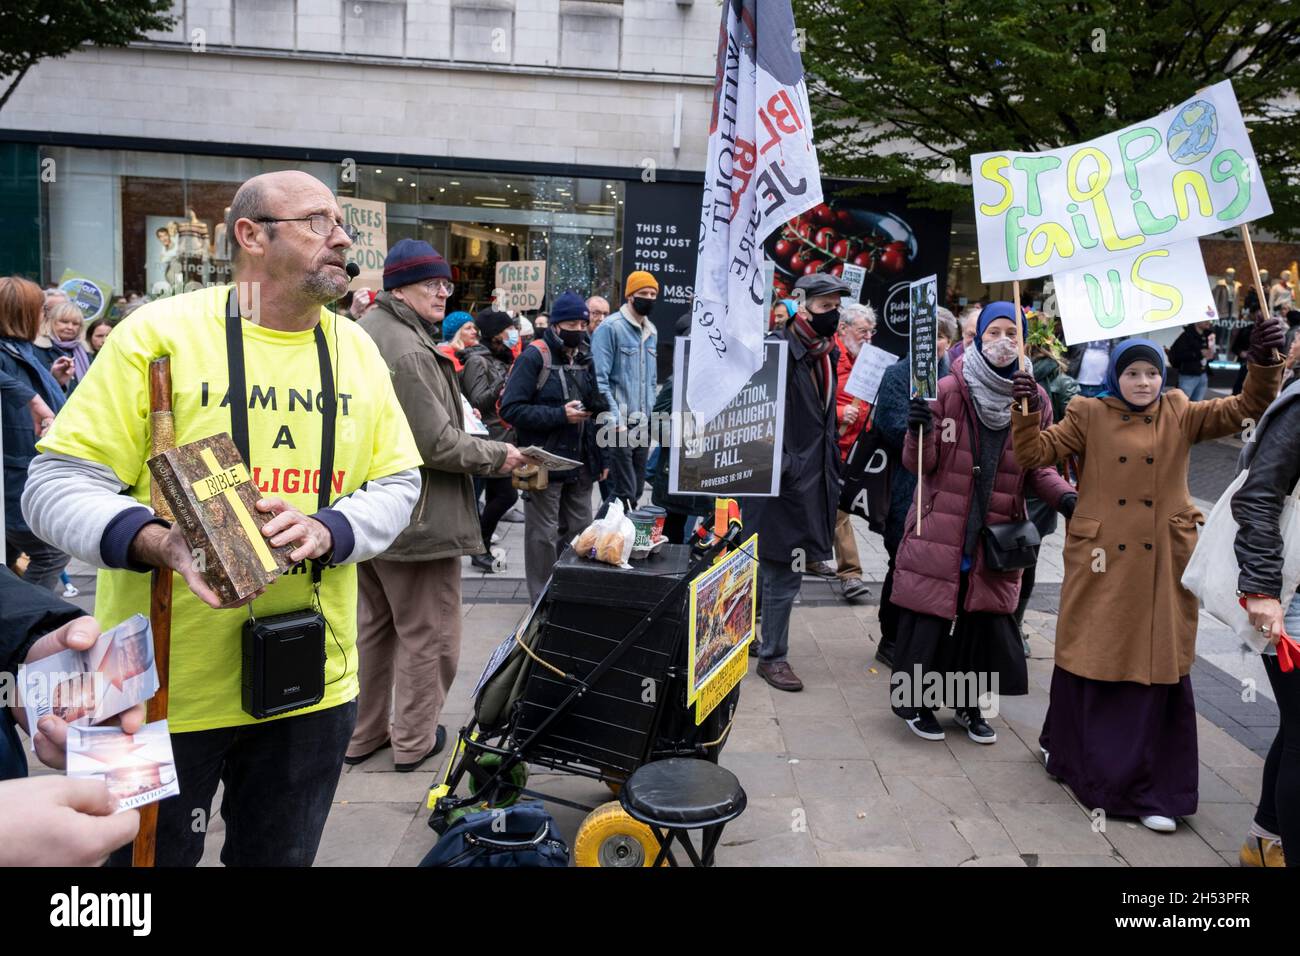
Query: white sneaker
1040 747 1062 781
62 583 79 598
1140 814 1177 833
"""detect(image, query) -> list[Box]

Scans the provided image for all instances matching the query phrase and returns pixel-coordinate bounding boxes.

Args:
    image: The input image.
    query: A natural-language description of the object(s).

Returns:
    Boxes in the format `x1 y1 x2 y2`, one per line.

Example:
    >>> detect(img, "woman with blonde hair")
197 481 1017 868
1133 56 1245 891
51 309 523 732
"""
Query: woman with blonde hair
37 301 88 391
0 277 71 590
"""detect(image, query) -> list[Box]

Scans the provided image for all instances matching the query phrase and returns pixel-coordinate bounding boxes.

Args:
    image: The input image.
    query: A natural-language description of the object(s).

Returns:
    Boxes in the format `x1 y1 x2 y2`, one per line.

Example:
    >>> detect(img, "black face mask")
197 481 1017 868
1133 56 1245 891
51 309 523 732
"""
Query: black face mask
631 297 656 318
809 308 839 338
559 328 589 350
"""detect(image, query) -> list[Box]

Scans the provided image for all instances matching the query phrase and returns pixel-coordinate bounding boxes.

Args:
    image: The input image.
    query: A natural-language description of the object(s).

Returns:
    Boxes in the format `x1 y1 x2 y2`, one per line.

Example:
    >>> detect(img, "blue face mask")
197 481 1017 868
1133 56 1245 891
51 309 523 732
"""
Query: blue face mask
504 329 520 348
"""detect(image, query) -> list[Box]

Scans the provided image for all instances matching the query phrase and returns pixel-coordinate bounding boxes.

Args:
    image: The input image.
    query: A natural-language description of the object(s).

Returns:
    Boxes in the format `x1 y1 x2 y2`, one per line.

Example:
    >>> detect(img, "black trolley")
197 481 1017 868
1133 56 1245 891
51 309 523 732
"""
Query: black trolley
426 520 750 866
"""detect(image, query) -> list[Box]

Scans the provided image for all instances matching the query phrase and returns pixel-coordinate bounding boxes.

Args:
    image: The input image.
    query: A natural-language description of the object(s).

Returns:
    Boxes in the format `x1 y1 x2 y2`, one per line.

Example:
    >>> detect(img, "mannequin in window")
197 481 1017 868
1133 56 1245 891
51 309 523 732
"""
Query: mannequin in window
1271 270 1295 317
1213 268 1240 321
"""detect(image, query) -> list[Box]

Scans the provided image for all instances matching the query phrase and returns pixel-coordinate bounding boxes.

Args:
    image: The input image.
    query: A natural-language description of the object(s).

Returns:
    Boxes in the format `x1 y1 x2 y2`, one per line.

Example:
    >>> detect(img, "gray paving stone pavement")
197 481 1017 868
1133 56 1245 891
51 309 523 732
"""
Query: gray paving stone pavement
310 602 1267 866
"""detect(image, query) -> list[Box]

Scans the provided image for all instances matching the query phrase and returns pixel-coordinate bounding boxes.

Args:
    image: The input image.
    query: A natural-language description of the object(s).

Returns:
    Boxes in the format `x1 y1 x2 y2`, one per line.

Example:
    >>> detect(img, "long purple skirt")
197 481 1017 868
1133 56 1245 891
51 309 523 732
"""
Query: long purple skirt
1041 665 1199 819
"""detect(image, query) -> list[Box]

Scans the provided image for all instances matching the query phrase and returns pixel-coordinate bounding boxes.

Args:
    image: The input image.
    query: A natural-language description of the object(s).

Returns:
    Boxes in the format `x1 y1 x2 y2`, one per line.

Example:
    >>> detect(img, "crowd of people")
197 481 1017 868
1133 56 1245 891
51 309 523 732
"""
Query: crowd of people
745 270 1296 857
1 168 1297 869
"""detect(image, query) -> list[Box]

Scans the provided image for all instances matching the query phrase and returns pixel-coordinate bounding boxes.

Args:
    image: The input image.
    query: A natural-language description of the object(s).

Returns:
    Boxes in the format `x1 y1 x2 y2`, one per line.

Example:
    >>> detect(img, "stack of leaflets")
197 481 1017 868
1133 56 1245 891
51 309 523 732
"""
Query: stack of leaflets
18 614 177 811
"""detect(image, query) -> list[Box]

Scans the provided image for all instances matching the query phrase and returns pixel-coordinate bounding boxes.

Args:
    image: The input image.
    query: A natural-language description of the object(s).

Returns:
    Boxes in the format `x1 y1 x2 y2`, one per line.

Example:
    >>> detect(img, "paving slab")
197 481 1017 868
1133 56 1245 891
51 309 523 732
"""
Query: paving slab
987 801 1114 856
1102 816 1231 868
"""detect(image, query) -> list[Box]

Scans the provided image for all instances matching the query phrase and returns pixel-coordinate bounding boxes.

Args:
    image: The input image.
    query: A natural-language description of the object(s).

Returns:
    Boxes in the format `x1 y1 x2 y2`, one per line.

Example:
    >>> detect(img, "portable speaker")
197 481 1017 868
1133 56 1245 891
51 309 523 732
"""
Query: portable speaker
241 609 327 719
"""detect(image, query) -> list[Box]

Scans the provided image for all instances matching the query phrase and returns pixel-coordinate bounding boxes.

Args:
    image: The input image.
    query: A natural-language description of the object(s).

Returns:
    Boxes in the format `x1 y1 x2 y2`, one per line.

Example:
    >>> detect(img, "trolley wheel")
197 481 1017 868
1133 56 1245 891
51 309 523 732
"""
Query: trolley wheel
573 801 665 868
466 753 528 808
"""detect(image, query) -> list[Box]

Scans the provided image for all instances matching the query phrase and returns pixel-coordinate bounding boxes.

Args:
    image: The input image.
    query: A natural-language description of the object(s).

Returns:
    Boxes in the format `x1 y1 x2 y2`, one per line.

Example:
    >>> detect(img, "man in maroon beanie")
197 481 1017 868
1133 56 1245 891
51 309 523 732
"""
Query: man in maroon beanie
350 239 530 771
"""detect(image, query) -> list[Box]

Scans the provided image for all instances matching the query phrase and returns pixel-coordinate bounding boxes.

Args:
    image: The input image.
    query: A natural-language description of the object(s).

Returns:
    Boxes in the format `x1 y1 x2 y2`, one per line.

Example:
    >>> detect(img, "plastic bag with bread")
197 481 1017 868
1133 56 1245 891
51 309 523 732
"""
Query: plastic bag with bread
570 498 635 568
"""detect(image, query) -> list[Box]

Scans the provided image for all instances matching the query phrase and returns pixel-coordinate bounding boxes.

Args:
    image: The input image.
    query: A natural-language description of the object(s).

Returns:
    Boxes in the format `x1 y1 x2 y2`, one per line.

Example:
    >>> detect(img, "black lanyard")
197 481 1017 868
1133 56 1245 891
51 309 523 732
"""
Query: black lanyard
224 289 337 582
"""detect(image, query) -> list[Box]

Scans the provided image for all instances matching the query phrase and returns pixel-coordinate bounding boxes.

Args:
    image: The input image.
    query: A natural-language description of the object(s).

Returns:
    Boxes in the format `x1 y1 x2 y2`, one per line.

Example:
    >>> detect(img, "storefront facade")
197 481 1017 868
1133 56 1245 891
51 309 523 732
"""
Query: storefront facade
13 140 637 315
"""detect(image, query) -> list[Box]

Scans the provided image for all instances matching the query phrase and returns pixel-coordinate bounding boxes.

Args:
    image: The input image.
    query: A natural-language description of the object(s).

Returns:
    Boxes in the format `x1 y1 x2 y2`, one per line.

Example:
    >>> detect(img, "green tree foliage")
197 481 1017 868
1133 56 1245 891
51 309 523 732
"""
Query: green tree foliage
0 0 176 111
796 0 1300 235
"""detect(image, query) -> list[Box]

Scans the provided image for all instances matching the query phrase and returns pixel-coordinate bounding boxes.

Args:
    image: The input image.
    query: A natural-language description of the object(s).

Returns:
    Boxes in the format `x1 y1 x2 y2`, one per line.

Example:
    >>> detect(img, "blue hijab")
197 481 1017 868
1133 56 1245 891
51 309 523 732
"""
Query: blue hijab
973 301 1029 378
974 301 1029 347
1100 337 1166 410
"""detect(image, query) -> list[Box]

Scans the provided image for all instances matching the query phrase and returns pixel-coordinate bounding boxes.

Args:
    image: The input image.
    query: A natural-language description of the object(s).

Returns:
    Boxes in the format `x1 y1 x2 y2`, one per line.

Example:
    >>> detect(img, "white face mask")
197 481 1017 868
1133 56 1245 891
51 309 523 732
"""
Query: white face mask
982 336 1020 368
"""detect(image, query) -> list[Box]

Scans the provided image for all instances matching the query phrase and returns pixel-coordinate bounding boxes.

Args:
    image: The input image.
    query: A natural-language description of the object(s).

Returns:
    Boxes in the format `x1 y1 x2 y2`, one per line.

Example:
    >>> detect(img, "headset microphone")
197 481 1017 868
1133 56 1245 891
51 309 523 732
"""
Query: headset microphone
345 261 360 279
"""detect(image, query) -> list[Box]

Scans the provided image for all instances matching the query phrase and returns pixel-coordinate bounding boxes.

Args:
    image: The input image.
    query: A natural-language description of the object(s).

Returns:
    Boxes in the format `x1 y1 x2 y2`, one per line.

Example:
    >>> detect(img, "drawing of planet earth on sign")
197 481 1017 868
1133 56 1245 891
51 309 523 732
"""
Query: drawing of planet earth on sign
1166 100 1218 165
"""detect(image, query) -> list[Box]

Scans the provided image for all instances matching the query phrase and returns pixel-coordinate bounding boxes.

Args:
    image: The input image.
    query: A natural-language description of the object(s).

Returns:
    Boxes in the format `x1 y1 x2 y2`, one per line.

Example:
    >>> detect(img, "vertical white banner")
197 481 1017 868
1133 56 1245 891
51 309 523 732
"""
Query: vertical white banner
688 0 824 428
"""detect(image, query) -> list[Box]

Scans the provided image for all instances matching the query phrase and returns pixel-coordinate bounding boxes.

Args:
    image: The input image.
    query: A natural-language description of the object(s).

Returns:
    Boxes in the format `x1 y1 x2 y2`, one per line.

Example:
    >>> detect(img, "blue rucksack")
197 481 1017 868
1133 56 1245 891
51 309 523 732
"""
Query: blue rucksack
419 802 570 868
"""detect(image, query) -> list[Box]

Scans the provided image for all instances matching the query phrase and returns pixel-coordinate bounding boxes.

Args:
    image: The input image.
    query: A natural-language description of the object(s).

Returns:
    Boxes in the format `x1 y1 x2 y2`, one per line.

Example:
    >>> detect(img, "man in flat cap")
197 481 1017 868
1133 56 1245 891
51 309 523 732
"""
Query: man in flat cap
744 272 849 692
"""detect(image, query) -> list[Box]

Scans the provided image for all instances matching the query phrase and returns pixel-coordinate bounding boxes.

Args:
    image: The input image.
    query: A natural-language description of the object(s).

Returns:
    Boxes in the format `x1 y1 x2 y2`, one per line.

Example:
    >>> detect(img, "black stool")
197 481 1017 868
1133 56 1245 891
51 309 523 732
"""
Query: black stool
619 758 747 867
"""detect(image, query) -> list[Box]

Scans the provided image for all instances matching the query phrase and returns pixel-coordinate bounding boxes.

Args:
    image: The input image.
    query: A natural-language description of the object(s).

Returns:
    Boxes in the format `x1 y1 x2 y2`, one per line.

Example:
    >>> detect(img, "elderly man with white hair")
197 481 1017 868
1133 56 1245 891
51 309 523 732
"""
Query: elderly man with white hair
947 305 980 363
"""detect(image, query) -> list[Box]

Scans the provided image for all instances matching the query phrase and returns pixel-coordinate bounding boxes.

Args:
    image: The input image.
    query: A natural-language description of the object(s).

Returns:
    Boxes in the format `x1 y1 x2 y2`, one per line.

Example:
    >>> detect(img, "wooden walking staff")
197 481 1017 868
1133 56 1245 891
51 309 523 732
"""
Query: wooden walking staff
133 357 175 868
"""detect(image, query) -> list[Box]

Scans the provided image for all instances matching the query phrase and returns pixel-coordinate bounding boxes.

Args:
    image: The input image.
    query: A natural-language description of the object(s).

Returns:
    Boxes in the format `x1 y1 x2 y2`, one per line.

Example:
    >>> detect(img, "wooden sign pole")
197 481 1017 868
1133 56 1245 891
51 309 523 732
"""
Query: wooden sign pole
916 424 923 536
1240 222 1281 363
133 357 174 868
1012 280 1029 415
838 398 864 438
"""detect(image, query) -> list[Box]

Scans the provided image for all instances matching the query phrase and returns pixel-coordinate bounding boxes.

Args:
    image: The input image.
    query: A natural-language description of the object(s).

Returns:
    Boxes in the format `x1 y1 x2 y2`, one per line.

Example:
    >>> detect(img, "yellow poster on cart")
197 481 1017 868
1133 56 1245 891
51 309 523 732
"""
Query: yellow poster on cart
687 534 758 724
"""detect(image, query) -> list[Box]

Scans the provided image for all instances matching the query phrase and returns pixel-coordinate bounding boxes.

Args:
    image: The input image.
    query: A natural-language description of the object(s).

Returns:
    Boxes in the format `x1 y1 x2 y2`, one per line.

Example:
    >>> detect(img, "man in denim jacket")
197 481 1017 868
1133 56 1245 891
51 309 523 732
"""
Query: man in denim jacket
591 270 659 508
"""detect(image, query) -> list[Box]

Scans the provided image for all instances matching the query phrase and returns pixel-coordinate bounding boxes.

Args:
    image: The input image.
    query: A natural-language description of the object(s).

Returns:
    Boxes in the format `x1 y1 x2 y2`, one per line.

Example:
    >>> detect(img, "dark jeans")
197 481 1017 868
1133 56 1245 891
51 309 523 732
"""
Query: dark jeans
757 558 802 663
5 528 70 593
1256 655 1300 866
608 445 649 510
479 476 518 548
524 476 594 603
118 700 357 867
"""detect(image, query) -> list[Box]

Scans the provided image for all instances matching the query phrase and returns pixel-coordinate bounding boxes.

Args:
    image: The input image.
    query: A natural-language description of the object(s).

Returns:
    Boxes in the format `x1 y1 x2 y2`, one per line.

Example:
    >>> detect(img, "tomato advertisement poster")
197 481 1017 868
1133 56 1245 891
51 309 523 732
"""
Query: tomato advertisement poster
764 186 951 356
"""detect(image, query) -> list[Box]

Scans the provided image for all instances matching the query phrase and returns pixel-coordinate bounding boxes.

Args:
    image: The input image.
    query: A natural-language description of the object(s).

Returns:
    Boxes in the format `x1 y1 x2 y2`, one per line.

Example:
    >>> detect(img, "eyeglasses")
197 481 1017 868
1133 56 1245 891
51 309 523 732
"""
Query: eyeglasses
256 215 359 242
421 279 455 296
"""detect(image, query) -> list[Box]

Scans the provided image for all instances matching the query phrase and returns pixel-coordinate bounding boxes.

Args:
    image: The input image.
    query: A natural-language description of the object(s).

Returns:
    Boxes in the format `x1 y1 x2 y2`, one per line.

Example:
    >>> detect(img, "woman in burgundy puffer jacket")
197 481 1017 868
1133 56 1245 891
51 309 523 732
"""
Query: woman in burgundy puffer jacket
889 302 1076 745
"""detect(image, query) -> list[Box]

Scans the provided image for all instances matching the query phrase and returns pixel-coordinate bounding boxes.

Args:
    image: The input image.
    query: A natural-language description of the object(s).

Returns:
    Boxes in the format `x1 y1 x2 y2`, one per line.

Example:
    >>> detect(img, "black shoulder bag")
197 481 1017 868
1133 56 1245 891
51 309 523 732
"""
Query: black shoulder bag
964 402 1040 572
226 290 336 719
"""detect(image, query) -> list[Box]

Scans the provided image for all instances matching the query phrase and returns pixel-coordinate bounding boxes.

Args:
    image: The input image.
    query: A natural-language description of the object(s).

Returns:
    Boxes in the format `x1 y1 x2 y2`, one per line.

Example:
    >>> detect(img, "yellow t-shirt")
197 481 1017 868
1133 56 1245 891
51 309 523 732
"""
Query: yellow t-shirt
39 285 422 733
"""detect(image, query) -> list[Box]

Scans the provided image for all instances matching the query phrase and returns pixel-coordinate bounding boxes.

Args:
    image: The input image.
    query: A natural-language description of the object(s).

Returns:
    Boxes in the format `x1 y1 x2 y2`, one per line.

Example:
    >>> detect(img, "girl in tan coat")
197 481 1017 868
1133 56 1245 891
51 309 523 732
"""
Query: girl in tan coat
1011 324 1284 832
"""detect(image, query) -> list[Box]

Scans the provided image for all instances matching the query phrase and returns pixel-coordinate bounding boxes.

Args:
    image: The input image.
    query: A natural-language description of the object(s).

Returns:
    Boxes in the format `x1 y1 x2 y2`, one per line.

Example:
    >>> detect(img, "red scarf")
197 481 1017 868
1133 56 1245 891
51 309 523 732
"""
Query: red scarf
791 313 834 408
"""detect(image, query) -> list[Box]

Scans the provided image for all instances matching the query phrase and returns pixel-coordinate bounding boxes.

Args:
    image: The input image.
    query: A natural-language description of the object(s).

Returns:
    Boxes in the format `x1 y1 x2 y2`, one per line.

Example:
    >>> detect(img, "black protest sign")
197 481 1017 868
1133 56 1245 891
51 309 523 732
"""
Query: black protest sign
670 338 788 497
909 274 938 400
621 180 700 379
